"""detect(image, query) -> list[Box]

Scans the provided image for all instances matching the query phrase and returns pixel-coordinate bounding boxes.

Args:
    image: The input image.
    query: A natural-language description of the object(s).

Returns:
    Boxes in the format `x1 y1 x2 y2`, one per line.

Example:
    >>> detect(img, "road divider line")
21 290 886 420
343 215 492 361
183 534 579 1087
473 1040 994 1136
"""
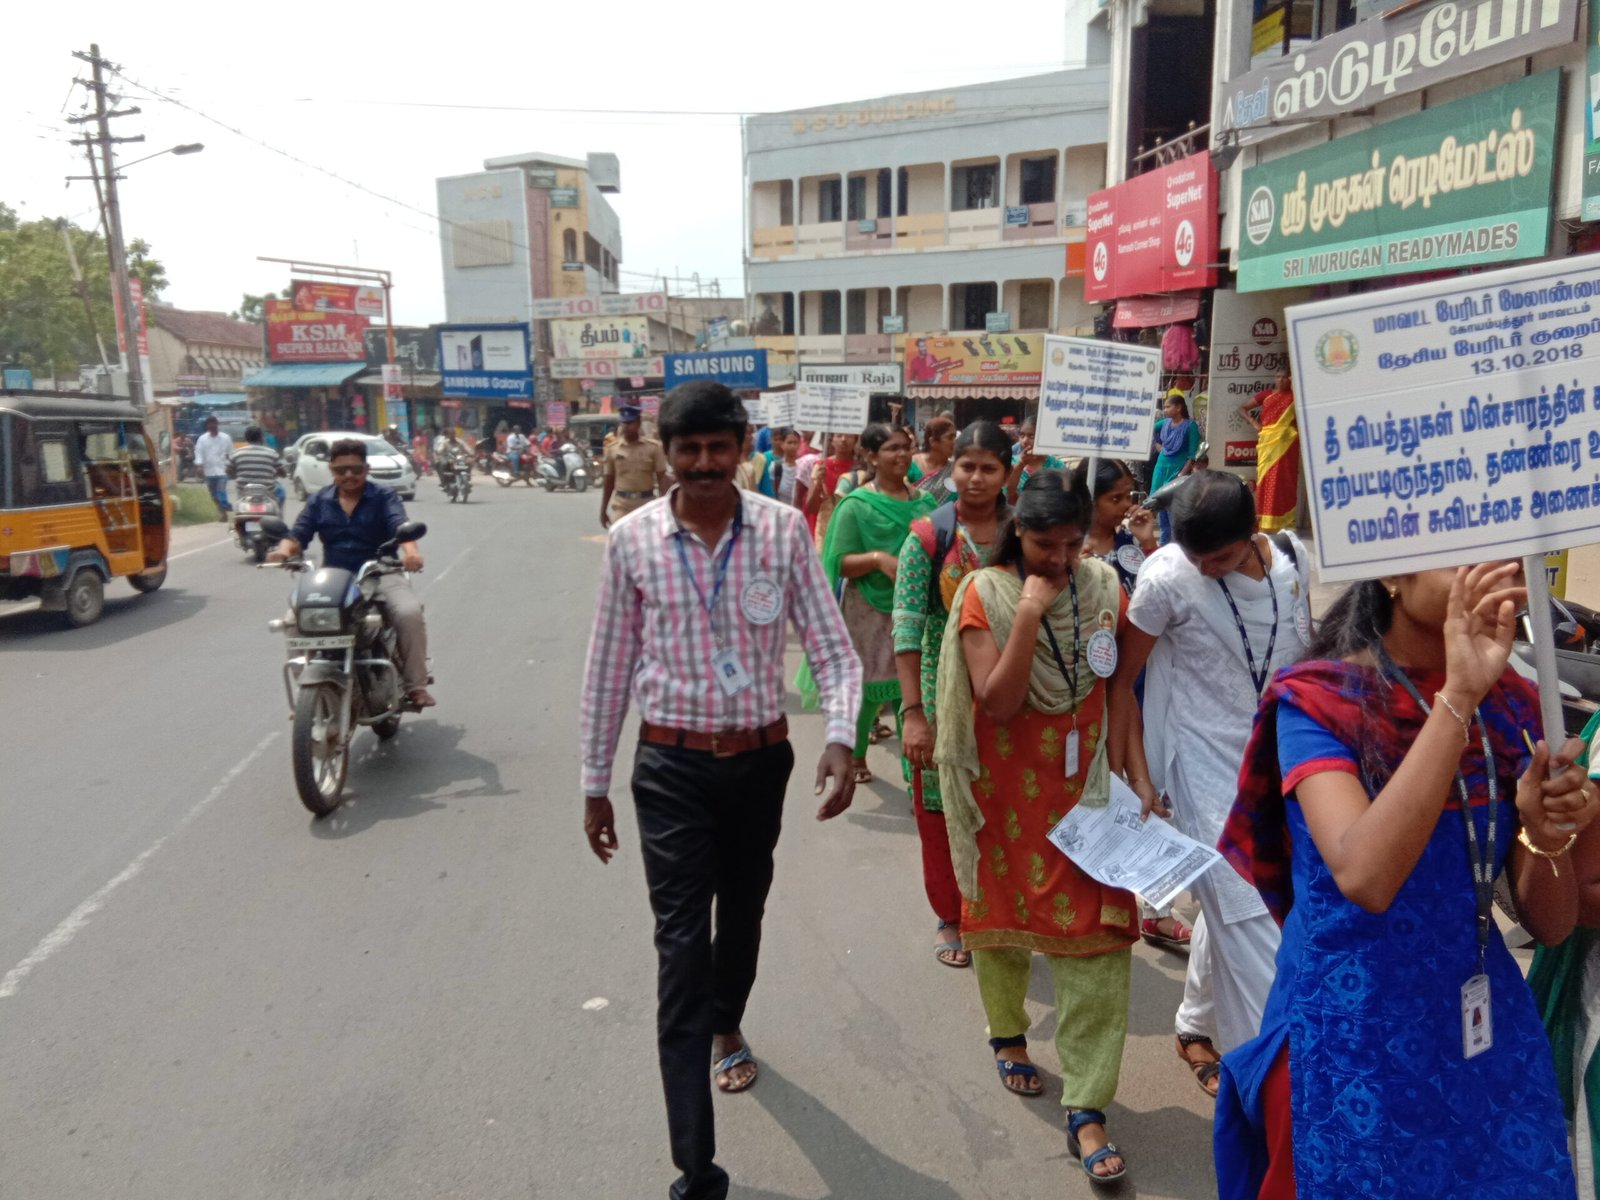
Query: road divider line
168 537 233 562
427 546 472 588
0 730 282 1000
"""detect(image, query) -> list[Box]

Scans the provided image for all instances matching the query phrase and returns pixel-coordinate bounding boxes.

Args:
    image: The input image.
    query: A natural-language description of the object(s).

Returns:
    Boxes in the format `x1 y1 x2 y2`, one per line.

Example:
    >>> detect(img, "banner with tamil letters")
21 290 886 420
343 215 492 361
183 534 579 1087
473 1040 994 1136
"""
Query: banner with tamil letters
1033 336 1162 460
795 382 871 433
1288 252 1600 583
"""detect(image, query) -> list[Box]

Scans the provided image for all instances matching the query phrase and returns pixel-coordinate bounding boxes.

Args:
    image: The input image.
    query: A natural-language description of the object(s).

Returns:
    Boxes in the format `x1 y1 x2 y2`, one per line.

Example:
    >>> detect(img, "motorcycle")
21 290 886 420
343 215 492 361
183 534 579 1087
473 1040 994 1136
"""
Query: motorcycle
437 454 472 503
491 448 539 488
1515 595 1600 737
233 481 283 564
537 441 589 493
258 514 429 817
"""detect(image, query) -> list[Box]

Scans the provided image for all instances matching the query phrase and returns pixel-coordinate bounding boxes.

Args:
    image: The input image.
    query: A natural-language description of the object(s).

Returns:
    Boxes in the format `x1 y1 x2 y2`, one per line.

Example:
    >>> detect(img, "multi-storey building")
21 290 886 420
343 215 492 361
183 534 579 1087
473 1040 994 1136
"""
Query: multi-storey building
743 70 1110 419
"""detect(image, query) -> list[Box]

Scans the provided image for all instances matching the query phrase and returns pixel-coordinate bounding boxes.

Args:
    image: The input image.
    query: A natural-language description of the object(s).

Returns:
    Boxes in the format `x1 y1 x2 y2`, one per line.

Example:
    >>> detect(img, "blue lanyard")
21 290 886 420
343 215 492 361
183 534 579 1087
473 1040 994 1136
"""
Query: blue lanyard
1216 541 1278 698
673 508 742 624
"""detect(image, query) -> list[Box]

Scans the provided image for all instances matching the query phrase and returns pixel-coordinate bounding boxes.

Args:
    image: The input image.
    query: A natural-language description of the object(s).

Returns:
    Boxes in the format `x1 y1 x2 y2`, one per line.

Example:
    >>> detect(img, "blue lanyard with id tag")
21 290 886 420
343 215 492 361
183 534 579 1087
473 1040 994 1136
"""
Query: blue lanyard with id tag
675 510 751 697
1028 565 1084 777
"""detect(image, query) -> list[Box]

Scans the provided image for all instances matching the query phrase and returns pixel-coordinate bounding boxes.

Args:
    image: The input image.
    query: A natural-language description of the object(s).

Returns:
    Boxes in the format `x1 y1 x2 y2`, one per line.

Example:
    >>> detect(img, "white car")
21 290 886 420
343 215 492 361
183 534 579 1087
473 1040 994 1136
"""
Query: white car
285 432 417 501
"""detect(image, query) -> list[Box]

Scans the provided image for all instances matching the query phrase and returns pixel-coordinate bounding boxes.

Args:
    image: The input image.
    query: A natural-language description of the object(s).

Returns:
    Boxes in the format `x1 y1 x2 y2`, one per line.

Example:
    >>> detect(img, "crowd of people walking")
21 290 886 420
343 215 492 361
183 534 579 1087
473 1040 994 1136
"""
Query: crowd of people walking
581 379 1600 1200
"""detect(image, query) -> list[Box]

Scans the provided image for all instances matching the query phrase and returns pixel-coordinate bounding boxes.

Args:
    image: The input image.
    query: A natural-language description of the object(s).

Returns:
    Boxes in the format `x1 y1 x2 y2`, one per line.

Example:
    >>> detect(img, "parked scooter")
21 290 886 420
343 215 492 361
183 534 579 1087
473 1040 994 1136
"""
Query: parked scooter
437 453 472 503
258 514 429 817
233 482 283 564
537 442 589 493
491 449 539 488
1515 595 1600 737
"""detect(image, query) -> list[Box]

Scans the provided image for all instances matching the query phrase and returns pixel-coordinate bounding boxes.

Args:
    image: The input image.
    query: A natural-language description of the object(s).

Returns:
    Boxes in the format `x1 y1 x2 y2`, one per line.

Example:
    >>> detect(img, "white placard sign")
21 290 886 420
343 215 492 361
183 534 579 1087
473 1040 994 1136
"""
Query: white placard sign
795 382 871 433
760 390 797 428
1034 335 1162 459
1288 252 1600 583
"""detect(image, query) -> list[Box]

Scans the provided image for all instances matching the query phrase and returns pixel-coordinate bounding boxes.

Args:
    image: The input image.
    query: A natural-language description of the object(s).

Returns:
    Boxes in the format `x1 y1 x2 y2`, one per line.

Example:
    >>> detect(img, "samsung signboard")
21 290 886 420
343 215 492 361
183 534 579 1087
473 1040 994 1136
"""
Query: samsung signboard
438 323 534 400
662 350 769 391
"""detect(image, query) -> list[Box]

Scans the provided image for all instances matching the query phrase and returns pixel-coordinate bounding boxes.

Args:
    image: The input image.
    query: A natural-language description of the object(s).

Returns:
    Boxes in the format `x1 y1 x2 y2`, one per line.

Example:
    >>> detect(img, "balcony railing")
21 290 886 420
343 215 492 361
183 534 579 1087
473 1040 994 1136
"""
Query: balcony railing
947 206 1001 247
893 212 945 250
844 334 892 362
796 334 846 358
794 221 844 256
845 218 893 252
751 225 794 259
1002 201 1058 242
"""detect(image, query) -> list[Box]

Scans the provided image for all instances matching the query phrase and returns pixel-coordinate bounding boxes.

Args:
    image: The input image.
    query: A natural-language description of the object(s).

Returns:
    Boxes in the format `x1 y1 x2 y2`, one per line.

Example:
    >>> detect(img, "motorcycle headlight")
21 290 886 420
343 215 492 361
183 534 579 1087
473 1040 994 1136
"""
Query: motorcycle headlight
299 607 342 632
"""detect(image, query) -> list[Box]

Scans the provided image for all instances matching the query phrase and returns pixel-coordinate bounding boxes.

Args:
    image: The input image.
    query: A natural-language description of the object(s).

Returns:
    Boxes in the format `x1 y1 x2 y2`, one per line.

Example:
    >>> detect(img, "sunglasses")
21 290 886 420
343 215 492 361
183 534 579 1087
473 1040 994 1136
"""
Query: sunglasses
331 464 368 476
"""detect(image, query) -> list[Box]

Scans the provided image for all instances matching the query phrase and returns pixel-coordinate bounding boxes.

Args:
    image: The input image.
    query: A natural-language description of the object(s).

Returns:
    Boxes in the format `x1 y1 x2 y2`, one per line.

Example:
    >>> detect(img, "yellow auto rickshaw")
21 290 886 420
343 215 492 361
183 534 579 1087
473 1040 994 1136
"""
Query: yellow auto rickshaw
1 392 171 627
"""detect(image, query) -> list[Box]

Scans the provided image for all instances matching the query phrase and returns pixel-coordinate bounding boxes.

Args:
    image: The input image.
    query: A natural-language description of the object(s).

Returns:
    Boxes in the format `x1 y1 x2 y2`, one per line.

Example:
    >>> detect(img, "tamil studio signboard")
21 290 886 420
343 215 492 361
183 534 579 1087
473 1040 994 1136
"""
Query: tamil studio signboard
1237 71 1559 294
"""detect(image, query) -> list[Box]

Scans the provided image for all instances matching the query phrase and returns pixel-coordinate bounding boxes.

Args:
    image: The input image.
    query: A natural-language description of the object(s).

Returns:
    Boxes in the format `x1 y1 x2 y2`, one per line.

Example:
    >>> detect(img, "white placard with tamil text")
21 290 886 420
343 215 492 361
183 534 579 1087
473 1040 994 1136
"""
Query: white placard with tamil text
1045 776 1222 913
1034 335 1162 460
760 391 797 429
1288 252 1600 583
795 382 871 433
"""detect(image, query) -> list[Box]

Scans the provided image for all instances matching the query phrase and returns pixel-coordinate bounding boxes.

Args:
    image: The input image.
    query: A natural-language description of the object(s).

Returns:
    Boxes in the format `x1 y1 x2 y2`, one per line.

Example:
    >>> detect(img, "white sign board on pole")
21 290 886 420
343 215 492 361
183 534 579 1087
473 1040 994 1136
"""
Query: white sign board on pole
760 390 797 428
1288 252 1600 583
1033 335 1163 460
795 382 871 433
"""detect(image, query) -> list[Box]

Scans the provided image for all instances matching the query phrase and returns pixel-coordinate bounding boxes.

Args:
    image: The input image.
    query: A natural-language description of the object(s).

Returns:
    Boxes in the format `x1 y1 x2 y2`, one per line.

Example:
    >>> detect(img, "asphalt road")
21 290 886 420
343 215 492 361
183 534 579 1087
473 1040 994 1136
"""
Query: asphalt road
0 477 1218 1200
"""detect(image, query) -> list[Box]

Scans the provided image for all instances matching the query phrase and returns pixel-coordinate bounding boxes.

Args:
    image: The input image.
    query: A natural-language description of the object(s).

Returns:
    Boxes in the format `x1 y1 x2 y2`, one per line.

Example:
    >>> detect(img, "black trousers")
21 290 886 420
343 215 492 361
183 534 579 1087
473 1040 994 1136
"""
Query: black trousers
631 738 794 1200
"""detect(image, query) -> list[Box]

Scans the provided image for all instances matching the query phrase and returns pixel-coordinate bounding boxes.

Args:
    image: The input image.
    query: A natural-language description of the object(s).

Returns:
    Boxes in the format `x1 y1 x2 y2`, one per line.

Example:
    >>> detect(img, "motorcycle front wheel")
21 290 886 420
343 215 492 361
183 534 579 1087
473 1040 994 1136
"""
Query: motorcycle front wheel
291 686 348 817
495 475 513 488
572 474 589 493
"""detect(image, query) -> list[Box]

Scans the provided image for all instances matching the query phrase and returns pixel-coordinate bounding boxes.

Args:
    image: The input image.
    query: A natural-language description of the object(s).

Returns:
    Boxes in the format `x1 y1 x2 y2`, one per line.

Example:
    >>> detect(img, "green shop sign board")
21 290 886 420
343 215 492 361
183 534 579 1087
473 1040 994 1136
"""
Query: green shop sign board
1238 70 1558 293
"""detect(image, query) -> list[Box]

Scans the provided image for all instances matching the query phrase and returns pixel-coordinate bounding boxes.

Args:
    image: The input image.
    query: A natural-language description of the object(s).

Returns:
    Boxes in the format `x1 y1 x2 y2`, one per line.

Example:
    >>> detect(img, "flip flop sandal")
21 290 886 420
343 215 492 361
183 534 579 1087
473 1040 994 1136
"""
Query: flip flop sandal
867 721 893 745
712 1045 758 1094
1067 1109 1127 1186
1140 915 1193 953
988 1035 1043 1097
852 766 874 784
1176 1033 1221 1098
934 921 970 969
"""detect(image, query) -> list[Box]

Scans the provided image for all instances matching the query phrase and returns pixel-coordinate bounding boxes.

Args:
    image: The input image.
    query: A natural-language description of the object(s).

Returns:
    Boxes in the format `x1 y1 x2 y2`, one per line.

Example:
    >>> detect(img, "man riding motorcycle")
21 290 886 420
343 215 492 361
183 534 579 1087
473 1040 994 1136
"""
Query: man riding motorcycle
268 437 436 708
505 425 533 472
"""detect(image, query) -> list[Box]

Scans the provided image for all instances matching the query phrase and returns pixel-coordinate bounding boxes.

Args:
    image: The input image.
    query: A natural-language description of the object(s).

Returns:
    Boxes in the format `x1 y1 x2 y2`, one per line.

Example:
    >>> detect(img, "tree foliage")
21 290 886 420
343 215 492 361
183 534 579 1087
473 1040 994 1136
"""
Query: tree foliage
0 206 169 376
231 287 292 324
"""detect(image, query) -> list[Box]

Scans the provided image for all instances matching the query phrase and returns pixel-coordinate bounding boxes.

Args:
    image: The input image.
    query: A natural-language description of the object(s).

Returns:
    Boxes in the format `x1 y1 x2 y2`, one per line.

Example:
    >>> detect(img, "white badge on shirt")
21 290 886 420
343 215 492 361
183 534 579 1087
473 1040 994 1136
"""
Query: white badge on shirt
1085 628 1118 678
1293 598 1312 647
1064 727 1081 777
1115 543 1146 575
1461 973 1493 1058
741 573 783 625
711 646 754 696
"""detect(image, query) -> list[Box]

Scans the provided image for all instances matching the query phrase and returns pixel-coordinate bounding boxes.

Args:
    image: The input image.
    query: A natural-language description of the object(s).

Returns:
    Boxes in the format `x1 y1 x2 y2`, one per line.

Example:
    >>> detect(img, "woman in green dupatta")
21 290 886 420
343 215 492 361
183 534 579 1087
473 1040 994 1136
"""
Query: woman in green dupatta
801 424 936 783
1529 711 1600 1198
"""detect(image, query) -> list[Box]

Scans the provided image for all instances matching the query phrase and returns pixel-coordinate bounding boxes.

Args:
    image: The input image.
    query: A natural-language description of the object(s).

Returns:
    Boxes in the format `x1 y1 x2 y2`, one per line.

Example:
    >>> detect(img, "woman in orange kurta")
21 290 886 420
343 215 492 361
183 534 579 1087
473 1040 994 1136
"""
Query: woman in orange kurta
936 468 1137 1187
1241 370 1298 533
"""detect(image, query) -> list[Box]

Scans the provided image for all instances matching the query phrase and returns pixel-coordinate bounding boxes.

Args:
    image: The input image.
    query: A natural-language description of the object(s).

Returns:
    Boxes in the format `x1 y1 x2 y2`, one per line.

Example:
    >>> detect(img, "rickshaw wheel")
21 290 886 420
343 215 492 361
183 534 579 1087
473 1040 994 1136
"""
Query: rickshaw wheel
129 564 167 593
64 570 105 628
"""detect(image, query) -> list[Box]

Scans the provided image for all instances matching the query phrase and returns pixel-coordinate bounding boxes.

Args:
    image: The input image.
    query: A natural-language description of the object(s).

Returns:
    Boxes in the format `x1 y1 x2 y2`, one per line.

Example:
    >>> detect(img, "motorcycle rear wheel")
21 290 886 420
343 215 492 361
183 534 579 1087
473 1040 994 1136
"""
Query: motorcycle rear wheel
496 475 513 488
291 686 348 817
573 474 589 493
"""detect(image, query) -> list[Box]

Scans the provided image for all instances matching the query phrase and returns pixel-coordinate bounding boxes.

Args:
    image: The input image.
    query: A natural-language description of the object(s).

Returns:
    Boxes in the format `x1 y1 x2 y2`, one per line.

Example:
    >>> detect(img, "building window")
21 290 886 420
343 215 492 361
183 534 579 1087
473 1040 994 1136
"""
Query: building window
897 167 909 217
952 163 998 211
846 175 868 222
819 292 841 336
951 283 996 331
877 168 892 219
1019 281 1051 329
584 233 602 269
1019 156 1057 205
818 178 842 223
562 228 578 263
846 291 867 336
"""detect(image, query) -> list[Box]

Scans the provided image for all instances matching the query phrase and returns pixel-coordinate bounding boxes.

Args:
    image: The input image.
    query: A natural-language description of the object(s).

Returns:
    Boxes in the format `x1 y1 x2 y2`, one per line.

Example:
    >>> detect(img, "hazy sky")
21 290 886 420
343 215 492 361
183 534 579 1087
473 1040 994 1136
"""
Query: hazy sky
4 1 1087 328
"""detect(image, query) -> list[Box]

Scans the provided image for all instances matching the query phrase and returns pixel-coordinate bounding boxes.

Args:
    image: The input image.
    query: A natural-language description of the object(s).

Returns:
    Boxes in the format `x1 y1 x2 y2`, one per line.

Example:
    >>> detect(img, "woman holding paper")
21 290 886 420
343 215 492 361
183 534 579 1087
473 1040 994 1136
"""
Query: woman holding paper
1212 564 1596 1200
936 469 1136 1187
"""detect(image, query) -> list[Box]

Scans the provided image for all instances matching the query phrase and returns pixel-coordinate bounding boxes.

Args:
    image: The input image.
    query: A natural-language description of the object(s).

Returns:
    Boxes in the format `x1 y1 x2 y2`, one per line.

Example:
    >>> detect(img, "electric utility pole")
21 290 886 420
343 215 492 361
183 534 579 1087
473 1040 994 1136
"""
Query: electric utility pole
69 44 145 408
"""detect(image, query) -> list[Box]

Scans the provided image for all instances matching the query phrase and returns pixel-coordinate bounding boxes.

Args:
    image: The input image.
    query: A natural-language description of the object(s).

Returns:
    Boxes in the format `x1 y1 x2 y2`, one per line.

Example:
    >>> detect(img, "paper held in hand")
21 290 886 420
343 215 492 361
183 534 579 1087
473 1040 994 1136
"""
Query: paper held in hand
759 390 797 428
1045 777 1222 912
1032 335 1162 460
795 382 872 434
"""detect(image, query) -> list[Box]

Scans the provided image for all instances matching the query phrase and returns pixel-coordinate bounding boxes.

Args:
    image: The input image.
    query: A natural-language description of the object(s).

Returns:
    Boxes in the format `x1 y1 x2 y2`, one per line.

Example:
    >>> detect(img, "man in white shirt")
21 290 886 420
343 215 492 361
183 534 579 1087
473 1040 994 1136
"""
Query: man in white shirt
192 416 234 522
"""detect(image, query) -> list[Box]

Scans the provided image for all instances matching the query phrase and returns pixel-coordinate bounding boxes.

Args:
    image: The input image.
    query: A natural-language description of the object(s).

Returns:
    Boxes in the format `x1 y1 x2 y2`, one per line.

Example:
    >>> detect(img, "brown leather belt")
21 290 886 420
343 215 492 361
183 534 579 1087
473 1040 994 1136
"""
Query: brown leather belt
615 490 654 499
640 717 788 758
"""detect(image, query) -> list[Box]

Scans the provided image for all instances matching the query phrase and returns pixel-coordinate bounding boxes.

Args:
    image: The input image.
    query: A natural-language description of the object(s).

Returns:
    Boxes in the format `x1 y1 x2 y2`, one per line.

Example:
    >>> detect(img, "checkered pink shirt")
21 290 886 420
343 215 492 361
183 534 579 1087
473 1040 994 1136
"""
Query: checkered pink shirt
580 487 862 795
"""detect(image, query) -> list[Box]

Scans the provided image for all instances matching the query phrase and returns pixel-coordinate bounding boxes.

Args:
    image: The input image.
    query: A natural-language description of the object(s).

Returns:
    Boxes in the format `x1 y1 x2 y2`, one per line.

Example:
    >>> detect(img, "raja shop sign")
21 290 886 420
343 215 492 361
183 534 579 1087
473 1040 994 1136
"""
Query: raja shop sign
290 279 386 319
1237 70 1558 294
265 299 367 363
1216 0 1579 150
902 333 1043 387
1084 152 1218 303
550 316 652 361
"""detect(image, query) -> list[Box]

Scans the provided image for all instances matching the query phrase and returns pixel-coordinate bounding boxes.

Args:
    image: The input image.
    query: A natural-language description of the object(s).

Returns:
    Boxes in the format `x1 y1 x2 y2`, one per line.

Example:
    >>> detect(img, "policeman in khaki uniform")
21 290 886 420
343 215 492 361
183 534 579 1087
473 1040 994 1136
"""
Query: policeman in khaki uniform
600 403 670 527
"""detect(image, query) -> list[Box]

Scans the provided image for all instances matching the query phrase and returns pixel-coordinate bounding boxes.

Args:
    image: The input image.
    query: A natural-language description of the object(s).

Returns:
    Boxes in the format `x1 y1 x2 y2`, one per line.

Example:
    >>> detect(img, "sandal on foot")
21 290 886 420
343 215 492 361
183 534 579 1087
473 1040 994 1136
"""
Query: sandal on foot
852 765 873 784
1140 915 1192 953
934 921 970 969
868 720 893 745
988 1035 1043 1097
712 1044 758 1094
1176 1033 1221 1098
1067 1108 1127 1186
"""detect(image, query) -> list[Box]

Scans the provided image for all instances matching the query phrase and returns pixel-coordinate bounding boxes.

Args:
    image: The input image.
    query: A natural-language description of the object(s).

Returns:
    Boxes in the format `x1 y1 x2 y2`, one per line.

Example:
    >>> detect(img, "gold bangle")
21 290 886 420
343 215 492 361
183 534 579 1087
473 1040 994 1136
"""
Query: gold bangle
1517 826 1578 877
1432 691 1470 744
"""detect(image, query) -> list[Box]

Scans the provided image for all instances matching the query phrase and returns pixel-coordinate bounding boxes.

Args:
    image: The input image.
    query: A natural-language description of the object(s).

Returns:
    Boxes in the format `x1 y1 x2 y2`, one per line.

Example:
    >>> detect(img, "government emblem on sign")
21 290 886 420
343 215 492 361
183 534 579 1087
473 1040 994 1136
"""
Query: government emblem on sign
1315 330 1358 374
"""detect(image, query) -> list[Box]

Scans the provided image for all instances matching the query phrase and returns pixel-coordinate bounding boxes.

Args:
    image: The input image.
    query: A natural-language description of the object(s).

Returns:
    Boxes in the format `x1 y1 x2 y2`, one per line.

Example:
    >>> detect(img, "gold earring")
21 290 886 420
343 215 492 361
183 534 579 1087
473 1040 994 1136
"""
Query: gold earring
1388 586 1399 599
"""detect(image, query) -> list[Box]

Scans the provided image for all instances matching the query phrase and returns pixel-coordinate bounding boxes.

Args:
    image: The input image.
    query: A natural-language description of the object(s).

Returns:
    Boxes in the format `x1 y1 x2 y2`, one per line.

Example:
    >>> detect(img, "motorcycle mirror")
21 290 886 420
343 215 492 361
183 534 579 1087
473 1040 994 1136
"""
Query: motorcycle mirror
259 515 291 539
394 521 427 543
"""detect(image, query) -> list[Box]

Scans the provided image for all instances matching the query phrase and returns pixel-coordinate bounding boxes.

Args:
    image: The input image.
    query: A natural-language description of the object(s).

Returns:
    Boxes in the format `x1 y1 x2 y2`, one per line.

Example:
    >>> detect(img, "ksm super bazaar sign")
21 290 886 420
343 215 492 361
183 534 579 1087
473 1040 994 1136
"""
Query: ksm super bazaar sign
1288 252 1600 583
1238 71 1558 293
264 299 367 363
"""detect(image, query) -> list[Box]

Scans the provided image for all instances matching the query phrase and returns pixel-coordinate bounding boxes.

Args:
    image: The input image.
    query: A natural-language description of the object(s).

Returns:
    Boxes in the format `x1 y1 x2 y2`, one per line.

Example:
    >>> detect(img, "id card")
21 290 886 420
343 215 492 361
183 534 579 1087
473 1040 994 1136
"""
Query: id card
1064 728 1080 777
1461 973 1493 1059
711 646 753 696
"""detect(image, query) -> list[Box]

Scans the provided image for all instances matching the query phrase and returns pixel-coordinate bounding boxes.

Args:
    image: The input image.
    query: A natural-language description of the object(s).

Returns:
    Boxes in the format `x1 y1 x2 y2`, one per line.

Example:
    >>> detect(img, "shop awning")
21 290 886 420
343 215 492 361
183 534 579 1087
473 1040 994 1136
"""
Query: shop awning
908 385 1039 401
242 363 366 388
1112 295 1201 329
352 371 443 388
181 392 250 407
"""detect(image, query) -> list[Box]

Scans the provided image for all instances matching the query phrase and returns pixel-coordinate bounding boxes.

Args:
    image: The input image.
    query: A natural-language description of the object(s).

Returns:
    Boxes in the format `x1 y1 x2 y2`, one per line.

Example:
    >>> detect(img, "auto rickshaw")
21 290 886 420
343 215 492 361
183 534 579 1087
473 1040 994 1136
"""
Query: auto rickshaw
569 413 622 475
0 392 172 628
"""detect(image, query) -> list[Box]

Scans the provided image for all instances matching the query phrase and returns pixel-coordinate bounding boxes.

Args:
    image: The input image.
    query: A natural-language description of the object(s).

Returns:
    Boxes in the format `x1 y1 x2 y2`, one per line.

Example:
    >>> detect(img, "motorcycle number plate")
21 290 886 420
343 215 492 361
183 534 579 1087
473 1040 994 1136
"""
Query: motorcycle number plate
243 522 261 533
285 635 354 650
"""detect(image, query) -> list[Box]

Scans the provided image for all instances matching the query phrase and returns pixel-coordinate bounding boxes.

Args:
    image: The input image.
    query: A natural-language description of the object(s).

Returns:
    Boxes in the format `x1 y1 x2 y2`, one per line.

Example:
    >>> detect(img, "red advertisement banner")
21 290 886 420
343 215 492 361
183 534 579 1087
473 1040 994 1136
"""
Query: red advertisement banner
290 280 385 319
265 299 368 363
1084 152 1218 303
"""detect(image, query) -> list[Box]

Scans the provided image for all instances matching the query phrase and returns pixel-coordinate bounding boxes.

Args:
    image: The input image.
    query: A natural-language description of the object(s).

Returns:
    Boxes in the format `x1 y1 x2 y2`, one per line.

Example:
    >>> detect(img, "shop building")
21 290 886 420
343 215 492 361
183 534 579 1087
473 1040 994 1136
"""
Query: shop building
743 70 1111 422
146 305 264 401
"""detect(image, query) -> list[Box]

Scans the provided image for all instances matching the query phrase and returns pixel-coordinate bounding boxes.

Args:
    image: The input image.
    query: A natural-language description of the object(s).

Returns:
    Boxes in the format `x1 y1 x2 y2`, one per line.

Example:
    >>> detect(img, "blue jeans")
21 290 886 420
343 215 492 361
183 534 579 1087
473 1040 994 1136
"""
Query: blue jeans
205 475 230 513
1159 509 1173 545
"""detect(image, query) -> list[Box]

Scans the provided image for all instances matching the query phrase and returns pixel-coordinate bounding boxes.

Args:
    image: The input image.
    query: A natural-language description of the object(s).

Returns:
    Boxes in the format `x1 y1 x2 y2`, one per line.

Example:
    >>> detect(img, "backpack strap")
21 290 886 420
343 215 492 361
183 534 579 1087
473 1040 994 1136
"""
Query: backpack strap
1269 530 1297 570
926 503 961 613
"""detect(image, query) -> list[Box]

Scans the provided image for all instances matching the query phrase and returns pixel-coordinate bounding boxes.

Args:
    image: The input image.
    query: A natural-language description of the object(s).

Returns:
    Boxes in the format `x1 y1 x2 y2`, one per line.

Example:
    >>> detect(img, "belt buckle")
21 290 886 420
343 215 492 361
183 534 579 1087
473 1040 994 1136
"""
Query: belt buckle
710 731 736 758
